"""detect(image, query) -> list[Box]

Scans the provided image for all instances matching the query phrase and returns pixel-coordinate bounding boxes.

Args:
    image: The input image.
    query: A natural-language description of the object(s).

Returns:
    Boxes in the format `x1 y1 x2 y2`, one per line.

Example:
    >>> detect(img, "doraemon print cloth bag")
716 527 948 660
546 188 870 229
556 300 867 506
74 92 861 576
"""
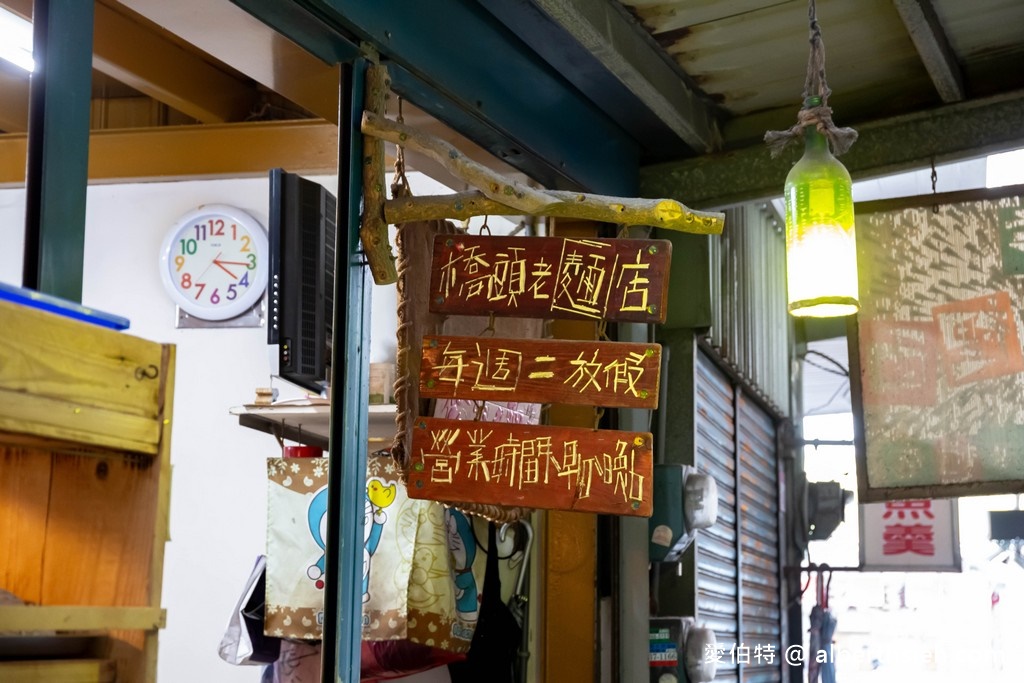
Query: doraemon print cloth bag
360 451 423 641
404 503 486 654
265 456 330 639
265 452 423 641
264 452 484 648
361 450 485 653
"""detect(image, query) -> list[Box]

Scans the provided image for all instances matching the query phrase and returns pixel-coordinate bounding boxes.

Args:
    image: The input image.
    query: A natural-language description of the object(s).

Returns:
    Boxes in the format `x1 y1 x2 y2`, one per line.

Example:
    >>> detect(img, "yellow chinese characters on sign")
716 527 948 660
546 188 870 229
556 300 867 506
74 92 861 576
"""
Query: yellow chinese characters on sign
421 335 661 410
430 235 671 323
407 417 654 517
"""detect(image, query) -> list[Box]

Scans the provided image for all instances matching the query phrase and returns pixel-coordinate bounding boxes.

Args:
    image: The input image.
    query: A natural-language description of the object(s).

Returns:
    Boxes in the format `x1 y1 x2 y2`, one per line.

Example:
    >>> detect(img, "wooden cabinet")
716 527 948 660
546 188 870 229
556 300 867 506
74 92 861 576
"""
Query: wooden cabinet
0 300 175 682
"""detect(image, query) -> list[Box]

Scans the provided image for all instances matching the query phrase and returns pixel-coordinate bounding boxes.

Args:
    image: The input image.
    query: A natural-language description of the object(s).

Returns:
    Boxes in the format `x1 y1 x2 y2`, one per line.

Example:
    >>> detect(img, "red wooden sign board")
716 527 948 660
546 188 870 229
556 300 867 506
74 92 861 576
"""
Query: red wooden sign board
420 335 661 409
429 235 671 323
407 417 653 516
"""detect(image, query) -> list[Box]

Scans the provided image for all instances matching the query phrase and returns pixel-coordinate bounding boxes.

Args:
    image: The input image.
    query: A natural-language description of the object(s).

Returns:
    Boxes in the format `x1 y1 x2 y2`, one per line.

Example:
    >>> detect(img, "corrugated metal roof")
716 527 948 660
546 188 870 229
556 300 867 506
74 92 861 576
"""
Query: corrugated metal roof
621 0 1024 146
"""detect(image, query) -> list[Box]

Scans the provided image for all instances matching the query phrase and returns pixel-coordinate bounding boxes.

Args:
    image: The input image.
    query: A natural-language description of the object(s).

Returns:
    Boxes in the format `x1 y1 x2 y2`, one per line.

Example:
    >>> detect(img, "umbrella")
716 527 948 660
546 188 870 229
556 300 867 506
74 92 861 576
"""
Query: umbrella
808 567 836 683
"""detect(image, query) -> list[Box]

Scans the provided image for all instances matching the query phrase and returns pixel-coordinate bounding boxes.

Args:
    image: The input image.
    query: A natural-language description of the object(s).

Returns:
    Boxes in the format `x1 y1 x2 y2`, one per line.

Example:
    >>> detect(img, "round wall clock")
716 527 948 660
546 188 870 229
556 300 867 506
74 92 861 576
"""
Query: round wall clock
159 204 269 321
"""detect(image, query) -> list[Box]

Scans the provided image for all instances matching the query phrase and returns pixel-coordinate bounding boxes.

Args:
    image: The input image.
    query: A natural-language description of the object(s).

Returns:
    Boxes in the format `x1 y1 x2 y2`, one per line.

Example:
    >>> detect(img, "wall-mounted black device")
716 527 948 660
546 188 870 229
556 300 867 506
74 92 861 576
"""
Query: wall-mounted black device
266 168 337 395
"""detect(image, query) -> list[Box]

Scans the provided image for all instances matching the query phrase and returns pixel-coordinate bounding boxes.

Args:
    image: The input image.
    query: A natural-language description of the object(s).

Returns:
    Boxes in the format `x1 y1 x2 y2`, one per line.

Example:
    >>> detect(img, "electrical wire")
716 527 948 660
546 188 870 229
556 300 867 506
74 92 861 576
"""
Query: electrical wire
805 381 851 416
801 349 849 377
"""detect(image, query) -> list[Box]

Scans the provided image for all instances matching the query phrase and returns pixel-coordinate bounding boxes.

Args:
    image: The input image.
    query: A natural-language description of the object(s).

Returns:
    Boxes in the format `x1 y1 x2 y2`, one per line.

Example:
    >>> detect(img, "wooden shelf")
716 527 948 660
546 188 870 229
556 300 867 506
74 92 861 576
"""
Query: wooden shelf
0 605 166 632
0 300 175 683
229 401 397 450
0 658 115 683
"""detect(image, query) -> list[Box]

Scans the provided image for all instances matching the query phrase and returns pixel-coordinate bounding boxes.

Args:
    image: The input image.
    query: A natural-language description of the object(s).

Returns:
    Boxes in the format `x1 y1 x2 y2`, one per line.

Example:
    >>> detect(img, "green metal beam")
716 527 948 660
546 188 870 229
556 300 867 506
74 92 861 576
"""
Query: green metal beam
617 321 655 682
322 61 370 683
22 0 94 301
228 0 359 66
236 0 641 194
652 328 697 617
640 89 1024 209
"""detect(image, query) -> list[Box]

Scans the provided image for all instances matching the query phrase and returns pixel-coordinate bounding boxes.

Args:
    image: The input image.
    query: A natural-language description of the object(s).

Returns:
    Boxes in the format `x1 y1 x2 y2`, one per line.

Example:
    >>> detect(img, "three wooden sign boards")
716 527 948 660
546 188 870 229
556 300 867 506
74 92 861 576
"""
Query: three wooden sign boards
407 235 671 517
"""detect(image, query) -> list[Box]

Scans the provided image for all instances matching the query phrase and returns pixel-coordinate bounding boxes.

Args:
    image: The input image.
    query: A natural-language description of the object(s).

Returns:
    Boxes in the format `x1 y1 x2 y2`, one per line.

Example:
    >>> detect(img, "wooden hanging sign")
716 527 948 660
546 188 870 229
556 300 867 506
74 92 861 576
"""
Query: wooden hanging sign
429 235 671 323
420 335 661 409
407 417 653 516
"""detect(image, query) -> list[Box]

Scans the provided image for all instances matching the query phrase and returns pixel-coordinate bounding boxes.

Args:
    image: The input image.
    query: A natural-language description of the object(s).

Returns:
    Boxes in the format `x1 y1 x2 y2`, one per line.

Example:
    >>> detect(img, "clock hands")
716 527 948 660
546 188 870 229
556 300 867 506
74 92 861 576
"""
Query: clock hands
186 251 251 307
164 206 266 322
212 255 250 280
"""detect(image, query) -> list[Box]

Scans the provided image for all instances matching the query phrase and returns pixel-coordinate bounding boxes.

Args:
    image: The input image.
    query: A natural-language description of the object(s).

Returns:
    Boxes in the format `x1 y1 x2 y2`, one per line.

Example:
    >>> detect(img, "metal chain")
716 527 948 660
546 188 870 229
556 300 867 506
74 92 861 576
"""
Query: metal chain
390 96 411 197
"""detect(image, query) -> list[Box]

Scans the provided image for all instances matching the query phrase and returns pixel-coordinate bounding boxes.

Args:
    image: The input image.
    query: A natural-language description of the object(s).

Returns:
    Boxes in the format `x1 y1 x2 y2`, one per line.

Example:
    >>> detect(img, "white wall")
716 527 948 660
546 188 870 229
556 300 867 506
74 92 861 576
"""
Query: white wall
1 177 324 682
0 172 474 682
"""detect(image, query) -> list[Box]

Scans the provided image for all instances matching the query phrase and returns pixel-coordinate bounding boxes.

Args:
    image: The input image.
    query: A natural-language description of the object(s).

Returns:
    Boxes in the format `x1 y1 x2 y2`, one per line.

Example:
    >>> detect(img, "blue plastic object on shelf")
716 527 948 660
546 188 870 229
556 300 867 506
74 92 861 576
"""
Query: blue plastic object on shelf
0 282 130 330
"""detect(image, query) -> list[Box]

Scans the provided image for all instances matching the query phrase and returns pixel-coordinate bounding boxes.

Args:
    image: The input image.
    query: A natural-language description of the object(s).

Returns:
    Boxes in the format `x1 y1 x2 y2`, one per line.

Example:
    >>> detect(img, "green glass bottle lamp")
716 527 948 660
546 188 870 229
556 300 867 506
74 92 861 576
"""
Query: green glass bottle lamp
783 97 858 318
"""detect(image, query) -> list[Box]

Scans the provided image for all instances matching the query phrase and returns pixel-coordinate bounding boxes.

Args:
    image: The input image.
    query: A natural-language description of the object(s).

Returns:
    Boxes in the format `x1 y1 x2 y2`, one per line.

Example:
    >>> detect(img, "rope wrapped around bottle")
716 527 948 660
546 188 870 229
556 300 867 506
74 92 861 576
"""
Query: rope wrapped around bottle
763 0 858 158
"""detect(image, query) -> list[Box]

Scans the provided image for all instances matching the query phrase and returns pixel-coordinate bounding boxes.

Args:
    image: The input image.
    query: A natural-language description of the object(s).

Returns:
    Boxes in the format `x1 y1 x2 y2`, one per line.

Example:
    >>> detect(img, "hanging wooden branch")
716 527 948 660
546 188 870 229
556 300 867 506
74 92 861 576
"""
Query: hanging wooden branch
384 189 724 235
360 65 399 285
361 111 725 236
363 110 553 213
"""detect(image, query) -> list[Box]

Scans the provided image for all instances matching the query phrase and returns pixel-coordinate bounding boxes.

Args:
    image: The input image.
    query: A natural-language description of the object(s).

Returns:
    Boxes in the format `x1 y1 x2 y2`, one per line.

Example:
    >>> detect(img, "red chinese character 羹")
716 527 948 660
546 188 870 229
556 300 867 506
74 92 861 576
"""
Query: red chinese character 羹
882 524 935 556
882 500 934 521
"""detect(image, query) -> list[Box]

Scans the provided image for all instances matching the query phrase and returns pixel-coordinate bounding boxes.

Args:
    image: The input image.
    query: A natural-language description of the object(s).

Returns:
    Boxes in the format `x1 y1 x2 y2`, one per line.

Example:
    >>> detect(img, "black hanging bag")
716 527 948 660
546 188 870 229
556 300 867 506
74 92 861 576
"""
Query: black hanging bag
448 522 520 683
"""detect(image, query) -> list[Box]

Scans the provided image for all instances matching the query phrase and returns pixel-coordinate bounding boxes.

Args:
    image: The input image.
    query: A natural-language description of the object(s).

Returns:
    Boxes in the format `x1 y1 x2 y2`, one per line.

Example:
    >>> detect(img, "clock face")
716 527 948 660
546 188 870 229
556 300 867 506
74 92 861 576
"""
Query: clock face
159 204 269 321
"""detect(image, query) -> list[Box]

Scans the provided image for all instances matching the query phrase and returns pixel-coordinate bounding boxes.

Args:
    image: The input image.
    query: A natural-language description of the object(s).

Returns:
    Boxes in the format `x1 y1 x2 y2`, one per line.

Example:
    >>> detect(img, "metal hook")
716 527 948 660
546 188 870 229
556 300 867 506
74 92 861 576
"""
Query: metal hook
134 364 159 381
500 519 534 598
479 311 496 337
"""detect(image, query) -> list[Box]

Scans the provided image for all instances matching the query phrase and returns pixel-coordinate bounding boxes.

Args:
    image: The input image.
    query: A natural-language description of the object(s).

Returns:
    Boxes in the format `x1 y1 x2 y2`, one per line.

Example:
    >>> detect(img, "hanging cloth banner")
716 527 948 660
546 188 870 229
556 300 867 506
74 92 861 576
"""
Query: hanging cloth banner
428 235 671 323
859 498 961 572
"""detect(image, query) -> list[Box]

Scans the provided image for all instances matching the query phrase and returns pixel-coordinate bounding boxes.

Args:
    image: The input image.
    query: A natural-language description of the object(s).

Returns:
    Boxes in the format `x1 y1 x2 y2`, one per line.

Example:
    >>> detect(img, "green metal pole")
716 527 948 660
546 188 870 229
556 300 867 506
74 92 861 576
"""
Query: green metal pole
322 58 369 683
22 0 93 301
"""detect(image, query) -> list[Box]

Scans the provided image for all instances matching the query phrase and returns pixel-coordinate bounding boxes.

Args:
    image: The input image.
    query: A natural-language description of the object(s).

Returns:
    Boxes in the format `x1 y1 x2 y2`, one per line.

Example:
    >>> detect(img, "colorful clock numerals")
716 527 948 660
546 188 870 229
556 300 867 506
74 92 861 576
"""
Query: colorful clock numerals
193 219 228 241
178 274 249 304
163 206 266 320
172 214 258 307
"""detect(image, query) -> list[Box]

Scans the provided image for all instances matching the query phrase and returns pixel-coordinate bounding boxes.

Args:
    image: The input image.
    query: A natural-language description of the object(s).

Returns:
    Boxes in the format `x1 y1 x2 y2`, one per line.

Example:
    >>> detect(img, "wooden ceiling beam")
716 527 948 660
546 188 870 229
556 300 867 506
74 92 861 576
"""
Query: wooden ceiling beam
892 0 965 103
0 120 337 185
90 1 259 123
1 0 260 123
115 0 339 123
0 60 29 132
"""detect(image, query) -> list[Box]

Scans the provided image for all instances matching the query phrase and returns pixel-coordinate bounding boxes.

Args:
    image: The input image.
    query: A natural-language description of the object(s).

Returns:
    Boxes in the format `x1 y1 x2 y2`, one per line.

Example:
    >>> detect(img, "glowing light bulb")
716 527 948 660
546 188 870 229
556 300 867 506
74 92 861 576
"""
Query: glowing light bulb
784 113 858 318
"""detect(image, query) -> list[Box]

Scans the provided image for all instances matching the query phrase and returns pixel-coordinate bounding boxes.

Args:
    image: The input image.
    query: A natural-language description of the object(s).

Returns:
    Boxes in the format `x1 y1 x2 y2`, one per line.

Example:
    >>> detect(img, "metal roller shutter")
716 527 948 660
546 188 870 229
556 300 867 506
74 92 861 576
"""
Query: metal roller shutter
695 349 783 683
